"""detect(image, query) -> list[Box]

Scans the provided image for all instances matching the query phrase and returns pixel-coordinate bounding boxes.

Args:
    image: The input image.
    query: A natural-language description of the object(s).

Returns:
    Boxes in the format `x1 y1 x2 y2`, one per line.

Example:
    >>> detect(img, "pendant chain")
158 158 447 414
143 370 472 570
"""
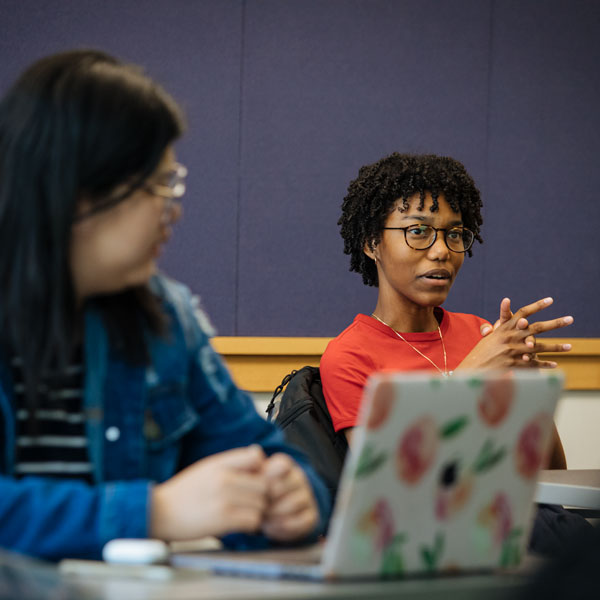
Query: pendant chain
370 313 451 377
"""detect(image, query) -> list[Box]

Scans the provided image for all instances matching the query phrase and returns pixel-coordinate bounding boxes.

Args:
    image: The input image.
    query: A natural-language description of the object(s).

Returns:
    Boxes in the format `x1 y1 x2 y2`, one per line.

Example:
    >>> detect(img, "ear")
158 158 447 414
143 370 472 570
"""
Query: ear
363 239 378 262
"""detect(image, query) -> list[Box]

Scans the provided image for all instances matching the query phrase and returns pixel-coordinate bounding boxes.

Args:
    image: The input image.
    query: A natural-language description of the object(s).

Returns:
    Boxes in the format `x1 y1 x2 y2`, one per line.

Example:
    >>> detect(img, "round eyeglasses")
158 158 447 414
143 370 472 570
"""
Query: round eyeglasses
383 224 474 253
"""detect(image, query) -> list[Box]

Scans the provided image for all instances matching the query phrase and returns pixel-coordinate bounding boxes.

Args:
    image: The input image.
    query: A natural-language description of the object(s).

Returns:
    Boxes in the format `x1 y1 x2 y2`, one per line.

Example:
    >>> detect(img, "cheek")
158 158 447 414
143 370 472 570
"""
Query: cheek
453 254 465 275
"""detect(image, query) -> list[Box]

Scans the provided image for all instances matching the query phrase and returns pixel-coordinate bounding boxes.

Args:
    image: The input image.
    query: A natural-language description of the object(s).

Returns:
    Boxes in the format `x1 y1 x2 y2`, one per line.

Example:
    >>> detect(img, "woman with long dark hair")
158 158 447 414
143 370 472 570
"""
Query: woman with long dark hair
0 50 330 560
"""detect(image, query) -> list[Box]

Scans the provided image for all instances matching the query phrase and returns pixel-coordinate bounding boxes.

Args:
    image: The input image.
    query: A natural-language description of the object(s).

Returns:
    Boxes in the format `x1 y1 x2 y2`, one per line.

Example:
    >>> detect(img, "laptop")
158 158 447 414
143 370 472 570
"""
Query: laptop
172 369 563 580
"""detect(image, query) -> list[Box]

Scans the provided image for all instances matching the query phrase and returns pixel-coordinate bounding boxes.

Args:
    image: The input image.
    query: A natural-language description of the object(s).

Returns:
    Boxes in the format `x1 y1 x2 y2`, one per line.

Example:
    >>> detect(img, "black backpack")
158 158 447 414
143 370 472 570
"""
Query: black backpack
266 366 348 501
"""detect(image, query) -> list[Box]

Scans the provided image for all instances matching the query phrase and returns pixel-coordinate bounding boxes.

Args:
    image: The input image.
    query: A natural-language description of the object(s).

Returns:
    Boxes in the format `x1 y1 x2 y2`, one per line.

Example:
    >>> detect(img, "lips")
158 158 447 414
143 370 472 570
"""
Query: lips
420 269 452 281
151 228 172 258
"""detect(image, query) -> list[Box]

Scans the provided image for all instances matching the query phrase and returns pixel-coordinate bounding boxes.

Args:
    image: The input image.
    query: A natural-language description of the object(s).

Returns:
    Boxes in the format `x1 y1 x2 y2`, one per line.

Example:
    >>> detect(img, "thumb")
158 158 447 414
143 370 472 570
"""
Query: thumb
499 297 512 323
264 453 294 479
480 322 493 337
212 444 266 472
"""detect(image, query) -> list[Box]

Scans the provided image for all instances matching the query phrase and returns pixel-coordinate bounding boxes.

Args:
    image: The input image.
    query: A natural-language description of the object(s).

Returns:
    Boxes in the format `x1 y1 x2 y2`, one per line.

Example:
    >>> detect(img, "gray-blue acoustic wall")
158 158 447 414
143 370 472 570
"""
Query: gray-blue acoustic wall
1 0 598 336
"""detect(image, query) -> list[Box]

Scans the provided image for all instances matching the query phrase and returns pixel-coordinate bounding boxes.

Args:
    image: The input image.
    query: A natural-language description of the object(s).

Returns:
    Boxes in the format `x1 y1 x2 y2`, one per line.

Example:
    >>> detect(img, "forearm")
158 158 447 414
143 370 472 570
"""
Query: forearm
548 424 567 469
0 476 151 561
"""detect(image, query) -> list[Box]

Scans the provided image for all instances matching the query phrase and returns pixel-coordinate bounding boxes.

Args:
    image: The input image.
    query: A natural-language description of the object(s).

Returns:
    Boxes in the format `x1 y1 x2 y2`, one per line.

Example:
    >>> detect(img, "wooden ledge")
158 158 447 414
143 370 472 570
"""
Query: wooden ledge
212 337 600 392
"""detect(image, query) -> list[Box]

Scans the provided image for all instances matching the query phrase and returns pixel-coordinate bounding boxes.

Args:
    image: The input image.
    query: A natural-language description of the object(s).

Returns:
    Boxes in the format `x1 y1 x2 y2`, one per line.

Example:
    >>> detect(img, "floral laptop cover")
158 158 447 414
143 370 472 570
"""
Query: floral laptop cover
321 369 563 578
172 369 562 580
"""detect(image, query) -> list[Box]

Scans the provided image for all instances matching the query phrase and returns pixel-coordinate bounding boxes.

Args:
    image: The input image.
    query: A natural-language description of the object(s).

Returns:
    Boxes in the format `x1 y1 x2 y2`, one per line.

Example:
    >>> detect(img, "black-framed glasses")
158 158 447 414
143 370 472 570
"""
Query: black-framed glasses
383 224 474 253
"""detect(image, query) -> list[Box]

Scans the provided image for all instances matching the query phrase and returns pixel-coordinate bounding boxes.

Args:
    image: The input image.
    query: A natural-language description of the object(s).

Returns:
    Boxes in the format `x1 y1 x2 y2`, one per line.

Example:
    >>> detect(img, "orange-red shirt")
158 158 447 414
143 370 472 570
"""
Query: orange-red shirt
321 310 489 432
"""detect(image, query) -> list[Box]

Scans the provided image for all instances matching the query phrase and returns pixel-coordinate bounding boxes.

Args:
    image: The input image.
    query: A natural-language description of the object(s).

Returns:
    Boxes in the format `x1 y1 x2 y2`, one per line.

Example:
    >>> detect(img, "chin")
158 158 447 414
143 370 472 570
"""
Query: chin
415 292 450 307
125 262 158 288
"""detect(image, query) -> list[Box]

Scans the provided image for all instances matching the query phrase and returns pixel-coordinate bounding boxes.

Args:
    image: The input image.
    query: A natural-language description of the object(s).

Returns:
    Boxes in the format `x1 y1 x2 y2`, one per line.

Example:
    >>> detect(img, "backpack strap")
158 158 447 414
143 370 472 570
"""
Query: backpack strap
265 369 298 418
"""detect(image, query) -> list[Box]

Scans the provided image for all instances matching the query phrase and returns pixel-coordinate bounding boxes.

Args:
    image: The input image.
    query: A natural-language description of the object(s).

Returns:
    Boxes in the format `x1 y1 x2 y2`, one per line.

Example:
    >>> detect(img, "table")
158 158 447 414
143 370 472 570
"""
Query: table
0 549 537 600
535 469 600 509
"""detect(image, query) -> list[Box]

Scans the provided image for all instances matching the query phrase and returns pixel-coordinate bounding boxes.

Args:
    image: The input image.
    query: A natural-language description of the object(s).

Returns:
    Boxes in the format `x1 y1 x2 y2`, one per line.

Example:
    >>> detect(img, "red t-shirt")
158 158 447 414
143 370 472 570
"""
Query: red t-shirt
321 310 489 432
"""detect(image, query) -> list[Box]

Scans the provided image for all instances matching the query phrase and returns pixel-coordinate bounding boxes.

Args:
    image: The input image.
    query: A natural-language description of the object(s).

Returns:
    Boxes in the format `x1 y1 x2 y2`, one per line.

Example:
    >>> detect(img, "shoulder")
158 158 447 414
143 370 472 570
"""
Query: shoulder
323 316 367 355
321 315 377 371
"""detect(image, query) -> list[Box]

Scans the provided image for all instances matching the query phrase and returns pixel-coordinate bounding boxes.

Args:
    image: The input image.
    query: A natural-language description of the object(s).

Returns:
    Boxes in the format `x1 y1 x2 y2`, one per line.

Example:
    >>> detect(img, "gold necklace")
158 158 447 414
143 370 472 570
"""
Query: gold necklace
370 313 452 377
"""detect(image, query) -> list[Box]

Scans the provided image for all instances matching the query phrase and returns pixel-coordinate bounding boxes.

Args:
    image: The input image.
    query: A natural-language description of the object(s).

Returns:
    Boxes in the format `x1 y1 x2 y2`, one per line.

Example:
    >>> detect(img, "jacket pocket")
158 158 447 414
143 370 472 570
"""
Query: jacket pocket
144 381 198 451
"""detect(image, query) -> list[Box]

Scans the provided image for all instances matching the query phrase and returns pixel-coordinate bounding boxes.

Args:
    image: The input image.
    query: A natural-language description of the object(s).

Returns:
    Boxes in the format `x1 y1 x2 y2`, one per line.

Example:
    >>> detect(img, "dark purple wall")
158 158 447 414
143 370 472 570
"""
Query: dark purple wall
1 0 598 336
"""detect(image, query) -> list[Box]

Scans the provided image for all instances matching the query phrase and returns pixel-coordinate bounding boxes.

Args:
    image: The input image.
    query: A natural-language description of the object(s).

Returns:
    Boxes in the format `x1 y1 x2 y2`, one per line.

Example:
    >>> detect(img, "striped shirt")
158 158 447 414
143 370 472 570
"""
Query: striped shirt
12 355 93 483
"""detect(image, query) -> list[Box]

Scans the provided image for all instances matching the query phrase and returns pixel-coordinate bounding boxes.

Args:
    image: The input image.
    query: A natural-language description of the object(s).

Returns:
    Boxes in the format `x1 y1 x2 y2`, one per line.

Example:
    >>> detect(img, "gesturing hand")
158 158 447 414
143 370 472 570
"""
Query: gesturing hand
151 445 268 541
480 297 546 364
261 453 319 543
461 296 573 370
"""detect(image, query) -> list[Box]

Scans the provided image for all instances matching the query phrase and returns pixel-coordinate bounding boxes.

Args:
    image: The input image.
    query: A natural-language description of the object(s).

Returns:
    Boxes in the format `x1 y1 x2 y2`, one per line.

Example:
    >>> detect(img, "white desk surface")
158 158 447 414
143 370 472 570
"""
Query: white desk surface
0 549 537 600
536 469 600 508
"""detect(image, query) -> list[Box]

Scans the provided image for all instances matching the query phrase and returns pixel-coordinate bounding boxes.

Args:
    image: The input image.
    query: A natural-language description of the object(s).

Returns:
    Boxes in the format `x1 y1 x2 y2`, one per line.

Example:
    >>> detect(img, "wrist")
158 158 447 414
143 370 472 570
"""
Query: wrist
149 483 171 541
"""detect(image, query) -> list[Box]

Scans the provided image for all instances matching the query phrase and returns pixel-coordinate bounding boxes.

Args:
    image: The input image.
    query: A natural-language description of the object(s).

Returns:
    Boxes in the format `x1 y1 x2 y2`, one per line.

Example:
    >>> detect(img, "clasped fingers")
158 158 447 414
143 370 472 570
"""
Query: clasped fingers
262 455 319 542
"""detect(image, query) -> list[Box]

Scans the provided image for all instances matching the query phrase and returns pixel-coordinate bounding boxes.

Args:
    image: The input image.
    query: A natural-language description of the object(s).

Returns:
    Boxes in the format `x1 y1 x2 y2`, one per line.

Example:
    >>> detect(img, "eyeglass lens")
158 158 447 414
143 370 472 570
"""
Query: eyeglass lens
153 164 187 198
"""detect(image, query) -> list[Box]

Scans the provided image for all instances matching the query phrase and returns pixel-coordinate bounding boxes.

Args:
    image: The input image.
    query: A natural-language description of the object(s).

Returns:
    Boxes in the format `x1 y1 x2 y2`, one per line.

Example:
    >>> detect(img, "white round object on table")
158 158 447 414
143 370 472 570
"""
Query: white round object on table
102 539 169 564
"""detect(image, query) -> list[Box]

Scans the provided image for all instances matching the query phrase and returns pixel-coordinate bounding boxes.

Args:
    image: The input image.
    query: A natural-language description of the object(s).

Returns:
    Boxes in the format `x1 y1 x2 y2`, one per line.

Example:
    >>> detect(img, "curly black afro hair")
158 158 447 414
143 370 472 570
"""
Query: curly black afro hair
339 153 483 287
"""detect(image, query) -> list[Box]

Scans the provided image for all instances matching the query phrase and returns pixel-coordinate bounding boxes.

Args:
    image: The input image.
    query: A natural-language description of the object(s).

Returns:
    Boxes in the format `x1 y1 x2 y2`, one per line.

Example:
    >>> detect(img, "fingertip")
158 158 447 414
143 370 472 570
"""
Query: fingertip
563 343 572 351
563 316 574 325
481 325 492 336
543 297 553 305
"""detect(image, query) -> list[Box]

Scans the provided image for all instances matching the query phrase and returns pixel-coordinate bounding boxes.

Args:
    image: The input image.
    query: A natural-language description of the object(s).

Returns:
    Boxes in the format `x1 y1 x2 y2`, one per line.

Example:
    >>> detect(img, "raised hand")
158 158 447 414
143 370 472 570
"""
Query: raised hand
150 445 268 541
261 453 319 543
481 297 546 363
461 297 573 370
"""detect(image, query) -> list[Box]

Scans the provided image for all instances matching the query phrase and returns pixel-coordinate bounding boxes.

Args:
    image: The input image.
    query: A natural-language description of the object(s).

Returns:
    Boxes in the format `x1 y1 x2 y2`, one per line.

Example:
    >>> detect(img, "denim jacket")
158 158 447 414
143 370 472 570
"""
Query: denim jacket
0 276 331 560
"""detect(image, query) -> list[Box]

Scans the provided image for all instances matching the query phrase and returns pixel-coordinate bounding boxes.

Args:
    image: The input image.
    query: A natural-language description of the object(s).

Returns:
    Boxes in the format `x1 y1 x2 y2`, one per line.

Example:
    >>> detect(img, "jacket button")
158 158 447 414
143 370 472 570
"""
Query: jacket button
105 426 120 442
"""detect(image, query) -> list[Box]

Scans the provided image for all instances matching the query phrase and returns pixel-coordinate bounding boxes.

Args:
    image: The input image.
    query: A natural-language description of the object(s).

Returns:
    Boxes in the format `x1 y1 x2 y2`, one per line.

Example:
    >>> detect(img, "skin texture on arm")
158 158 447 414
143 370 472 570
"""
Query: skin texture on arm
549 424 567 470
344 428 355 448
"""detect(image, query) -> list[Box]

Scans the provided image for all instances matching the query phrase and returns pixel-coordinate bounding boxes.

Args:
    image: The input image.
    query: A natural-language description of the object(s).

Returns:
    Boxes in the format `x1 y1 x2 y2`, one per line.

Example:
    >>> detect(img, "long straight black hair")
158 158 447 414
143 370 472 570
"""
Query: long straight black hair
0 50 185 416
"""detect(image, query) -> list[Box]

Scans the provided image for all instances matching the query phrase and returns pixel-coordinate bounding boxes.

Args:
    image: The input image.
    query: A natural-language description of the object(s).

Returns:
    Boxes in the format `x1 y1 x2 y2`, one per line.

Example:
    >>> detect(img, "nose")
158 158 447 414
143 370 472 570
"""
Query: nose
161 198 183 225
426 232 450 261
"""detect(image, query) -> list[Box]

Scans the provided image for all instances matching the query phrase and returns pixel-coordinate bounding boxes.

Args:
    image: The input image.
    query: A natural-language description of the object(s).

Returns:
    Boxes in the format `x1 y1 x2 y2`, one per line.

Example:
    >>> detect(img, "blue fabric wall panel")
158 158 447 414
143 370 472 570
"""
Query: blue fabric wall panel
0 1 597 337
237 0 491 336
485 0 600 336
0 0 243 335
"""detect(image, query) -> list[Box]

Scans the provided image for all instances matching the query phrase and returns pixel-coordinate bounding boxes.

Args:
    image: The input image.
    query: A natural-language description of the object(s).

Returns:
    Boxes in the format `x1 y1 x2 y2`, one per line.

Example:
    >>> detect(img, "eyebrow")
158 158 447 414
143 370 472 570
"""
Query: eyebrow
399 214 464 226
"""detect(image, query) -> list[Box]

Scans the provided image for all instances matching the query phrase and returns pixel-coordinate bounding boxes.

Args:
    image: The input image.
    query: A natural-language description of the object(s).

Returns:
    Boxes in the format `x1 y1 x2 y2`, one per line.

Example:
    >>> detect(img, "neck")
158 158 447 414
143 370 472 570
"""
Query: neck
371 300 440 333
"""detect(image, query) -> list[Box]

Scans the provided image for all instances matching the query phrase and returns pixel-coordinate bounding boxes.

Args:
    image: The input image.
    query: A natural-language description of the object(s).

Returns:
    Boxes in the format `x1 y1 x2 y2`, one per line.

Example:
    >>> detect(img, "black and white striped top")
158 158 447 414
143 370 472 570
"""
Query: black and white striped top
12 355 93 483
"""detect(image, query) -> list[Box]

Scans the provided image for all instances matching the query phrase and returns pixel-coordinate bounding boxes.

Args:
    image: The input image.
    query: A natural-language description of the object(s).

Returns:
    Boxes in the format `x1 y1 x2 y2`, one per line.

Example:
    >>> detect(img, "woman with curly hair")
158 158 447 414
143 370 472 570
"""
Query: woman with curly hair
321 152 572 461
